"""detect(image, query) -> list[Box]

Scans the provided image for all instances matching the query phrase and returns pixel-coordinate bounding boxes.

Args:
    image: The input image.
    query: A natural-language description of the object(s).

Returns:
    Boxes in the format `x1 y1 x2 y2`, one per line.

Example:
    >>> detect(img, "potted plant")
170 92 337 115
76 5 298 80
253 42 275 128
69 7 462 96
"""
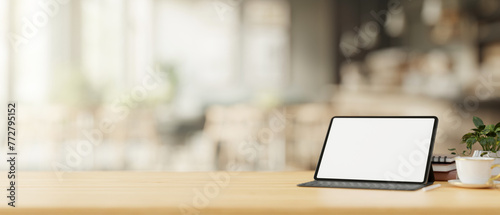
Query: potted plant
450 116 500 174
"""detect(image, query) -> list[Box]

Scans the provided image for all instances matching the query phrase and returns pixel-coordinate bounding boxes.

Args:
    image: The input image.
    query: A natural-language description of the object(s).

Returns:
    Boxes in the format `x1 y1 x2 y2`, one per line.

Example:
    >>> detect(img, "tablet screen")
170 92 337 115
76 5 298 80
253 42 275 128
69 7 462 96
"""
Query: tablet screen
315 117 437 183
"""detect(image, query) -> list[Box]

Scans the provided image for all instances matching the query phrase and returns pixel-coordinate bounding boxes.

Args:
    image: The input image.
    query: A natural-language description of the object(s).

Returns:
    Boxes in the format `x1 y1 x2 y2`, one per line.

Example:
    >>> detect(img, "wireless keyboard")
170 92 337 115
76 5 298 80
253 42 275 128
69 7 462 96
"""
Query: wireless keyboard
298 180 427 191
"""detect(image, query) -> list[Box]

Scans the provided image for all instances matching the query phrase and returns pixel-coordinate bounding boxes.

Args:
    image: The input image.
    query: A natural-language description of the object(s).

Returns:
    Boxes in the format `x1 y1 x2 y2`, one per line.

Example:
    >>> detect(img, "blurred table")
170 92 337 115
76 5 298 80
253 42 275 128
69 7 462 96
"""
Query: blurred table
1 171 500 215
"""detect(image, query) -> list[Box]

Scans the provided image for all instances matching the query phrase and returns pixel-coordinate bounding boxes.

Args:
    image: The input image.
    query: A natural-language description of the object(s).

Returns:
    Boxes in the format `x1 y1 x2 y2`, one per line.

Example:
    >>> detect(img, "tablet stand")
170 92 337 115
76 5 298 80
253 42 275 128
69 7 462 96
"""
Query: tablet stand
425 166 435 186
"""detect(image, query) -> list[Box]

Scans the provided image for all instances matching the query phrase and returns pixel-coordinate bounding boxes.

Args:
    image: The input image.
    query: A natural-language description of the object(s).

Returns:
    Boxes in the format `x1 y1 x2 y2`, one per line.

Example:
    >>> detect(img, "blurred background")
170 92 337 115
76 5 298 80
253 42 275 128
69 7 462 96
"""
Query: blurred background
1 0 500 172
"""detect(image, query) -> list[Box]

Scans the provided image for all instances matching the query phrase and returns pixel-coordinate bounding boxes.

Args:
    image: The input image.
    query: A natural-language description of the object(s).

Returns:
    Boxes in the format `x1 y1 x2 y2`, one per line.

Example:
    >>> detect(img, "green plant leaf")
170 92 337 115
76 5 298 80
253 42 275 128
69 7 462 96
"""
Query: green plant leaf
479 138 487 147
487 132 496 137
461 133 474 142
479 137 496 150
495 122 500 130
472 125 485 132
491 138 498 151
451 152 456 155
466 137 476 149
473 116 484 128
466 137 476 144
487 137 495 144
484 124 495 133
448 148 456 151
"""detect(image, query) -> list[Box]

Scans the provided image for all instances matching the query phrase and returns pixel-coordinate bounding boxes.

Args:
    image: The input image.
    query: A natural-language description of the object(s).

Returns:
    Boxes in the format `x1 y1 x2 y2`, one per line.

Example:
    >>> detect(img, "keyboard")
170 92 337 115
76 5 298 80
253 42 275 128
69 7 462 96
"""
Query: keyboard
298 180 427 191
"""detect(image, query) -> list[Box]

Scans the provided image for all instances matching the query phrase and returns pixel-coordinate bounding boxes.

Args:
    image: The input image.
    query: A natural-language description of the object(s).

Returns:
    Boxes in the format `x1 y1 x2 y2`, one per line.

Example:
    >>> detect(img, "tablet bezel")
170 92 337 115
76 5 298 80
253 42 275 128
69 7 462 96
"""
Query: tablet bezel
313 116 438 184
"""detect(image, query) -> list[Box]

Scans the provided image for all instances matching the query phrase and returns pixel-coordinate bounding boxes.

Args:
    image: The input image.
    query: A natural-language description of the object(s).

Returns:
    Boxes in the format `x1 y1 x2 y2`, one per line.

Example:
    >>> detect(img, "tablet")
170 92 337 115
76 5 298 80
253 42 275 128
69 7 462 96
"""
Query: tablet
314 116 438 184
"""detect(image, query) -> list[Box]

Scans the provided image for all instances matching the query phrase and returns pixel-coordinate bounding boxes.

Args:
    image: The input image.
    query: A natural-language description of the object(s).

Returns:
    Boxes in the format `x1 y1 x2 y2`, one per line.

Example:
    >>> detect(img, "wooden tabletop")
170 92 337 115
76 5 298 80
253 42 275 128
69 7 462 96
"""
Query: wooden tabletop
1 171 500 215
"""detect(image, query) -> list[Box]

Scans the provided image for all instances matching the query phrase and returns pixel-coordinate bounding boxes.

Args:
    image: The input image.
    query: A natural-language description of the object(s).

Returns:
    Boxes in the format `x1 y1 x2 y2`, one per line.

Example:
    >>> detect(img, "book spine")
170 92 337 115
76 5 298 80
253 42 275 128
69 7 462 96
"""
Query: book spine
432 156 454 163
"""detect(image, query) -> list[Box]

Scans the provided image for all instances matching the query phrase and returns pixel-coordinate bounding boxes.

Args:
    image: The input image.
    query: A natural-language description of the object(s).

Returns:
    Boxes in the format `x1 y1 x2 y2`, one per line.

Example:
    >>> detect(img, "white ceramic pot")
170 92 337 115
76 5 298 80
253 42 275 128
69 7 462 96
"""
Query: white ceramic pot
473 150 500 175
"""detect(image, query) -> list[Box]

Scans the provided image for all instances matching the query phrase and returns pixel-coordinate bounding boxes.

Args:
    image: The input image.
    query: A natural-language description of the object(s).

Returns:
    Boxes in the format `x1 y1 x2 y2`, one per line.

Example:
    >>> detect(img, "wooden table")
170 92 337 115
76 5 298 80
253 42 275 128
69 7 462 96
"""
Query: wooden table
1 171 500 215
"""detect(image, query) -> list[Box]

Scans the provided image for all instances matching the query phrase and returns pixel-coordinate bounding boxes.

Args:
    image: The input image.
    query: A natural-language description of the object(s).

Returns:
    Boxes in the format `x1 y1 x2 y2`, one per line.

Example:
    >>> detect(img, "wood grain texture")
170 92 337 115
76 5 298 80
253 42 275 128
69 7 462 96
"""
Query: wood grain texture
1 171 500 215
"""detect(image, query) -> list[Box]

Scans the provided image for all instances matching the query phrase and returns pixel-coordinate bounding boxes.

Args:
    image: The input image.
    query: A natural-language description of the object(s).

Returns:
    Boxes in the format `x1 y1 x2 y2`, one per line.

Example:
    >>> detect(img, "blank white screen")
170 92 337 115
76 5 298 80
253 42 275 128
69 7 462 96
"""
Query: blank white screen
316 118 435 182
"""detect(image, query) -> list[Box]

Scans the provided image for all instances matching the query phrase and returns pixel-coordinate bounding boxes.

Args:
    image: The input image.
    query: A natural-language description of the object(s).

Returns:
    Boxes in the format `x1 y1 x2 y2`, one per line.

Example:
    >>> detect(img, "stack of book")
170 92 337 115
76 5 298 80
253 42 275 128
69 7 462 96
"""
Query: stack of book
432 155 457 181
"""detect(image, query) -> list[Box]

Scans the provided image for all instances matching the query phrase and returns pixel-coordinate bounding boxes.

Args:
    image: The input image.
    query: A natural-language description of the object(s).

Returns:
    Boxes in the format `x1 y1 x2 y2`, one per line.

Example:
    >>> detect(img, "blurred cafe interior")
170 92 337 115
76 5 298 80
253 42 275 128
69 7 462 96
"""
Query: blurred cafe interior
1 0 500 172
